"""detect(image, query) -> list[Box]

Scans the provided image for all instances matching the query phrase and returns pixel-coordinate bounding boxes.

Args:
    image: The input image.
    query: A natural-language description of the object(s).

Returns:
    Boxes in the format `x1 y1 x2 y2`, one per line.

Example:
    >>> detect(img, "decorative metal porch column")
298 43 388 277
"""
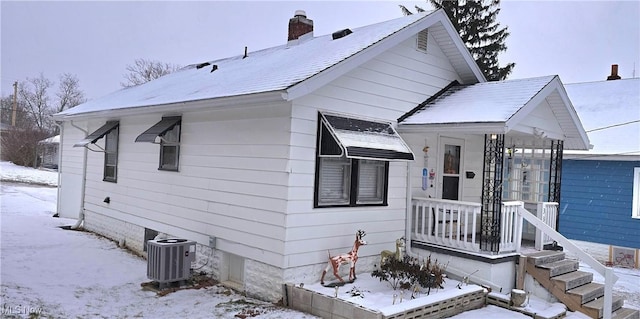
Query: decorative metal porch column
548 140 564 231
480 134 505 252
548 140 564 203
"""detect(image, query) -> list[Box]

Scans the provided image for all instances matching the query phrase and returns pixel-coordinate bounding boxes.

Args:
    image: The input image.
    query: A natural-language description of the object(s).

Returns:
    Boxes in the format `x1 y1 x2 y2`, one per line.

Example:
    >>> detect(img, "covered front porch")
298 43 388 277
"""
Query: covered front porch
397 76 589 258
395 76 623 318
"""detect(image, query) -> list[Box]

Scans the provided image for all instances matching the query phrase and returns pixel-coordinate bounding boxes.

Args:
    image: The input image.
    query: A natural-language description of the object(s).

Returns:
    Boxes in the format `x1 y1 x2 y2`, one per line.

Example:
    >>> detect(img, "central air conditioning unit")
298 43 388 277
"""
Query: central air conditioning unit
147 238 196 285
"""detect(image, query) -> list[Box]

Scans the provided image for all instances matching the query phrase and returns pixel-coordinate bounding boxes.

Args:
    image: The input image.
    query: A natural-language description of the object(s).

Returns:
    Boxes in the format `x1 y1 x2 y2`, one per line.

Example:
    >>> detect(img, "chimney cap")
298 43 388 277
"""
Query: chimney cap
294 10 306 18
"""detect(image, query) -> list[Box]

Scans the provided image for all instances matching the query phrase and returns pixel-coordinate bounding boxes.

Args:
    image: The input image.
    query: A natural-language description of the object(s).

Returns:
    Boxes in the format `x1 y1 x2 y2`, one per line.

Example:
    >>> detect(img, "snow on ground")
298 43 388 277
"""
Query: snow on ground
0 162 58 187
1 162 638 318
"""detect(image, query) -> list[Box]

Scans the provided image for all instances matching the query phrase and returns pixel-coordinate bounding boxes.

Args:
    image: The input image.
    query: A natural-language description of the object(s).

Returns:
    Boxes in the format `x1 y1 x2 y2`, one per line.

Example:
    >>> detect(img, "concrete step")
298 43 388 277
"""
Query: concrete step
567 282 604 305
552 271 594 291
526 250 566 266
583 295 626 318
538 259 580 277
612 307 640 319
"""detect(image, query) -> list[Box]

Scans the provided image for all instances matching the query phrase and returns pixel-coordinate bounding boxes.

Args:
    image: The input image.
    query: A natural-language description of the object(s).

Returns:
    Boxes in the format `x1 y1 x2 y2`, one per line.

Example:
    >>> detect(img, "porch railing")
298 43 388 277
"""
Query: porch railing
535 202 558 250
410 198 617 319
411 197 482 252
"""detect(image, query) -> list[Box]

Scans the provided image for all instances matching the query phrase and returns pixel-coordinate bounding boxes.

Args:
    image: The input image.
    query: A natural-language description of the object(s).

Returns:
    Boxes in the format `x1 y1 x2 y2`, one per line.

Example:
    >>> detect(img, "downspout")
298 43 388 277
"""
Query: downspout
405 161 415 257
54 121 64 217
69 120 88 230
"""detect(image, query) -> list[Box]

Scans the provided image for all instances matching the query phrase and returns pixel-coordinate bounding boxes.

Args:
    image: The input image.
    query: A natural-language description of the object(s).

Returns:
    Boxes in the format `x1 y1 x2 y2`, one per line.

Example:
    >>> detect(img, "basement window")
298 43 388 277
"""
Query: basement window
417 29 428 52
135 116 182 171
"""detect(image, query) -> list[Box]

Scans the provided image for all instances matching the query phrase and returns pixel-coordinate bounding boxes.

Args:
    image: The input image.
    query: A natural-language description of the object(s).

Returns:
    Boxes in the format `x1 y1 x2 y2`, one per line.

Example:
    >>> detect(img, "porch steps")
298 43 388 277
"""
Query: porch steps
524 250 639 319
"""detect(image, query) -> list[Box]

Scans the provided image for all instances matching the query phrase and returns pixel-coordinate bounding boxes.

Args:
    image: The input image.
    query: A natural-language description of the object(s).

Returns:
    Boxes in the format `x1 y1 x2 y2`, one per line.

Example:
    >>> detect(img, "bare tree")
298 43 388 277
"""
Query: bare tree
56 73 86 112
1 123 49 166
18 73 54 133
121 58 181 87
0 95 30 127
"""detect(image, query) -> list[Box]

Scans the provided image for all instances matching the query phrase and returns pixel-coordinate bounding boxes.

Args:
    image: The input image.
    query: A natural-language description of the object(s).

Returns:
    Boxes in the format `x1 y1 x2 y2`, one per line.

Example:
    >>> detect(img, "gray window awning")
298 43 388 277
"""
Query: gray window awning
135 116 181 143
320 113 414 161
73 121 119 147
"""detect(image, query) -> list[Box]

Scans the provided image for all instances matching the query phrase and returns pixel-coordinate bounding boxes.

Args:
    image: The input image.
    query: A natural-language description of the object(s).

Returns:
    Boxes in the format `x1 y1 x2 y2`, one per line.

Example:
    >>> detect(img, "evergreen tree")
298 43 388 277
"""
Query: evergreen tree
401 0 515 81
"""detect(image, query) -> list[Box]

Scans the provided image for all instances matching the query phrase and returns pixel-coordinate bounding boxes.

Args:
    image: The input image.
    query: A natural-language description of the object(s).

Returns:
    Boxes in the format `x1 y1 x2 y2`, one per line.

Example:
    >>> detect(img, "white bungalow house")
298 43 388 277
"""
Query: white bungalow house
53 9 631 317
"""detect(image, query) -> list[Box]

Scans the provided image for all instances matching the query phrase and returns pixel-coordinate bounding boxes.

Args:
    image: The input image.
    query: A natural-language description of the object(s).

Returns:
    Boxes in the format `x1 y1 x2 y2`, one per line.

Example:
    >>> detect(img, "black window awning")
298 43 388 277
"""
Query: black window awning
135 116 181 143
320 113 414 161
73 121 119 147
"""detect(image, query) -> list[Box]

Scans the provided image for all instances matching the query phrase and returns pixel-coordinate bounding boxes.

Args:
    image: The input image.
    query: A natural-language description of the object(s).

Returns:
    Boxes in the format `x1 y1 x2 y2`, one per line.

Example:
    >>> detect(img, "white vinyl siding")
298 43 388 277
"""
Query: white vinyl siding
284 32 459 266
80 103 291 267
57 122 87 219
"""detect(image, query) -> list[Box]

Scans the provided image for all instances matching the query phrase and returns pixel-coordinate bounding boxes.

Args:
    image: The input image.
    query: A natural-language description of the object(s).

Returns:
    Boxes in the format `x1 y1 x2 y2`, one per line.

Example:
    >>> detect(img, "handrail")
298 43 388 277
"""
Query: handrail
513 202 618 319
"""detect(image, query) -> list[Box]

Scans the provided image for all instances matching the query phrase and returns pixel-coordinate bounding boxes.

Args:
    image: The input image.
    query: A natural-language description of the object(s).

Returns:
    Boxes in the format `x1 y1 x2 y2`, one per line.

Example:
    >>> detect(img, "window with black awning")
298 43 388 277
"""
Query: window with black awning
135 116 181 143
73 121 119 147
320 113 414 161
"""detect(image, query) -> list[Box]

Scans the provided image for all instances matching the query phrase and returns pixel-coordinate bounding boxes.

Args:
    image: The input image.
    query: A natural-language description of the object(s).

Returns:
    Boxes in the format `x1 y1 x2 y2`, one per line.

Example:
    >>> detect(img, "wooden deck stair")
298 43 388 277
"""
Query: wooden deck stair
524 251 639 319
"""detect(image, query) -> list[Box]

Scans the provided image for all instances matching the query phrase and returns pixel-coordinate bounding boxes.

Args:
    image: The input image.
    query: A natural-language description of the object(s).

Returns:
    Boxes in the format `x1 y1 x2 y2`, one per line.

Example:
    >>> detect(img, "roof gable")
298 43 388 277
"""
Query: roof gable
399 75 591 150
55 9 483 119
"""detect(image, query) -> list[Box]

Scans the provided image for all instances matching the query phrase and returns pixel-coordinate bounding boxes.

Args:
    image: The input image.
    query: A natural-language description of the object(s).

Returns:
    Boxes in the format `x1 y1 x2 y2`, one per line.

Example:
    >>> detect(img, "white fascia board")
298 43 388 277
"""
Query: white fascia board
398 122 506 134
506 76 590 150
434 11 486 84
53 91 287 121
285 10 484 101
554 78 591 150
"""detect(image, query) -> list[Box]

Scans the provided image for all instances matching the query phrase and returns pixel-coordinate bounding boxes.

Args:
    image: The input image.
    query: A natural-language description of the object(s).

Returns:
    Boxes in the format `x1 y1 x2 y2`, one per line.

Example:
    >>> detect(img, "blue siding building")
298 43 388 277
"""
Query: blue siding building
560 159 640 248
560 76 640 250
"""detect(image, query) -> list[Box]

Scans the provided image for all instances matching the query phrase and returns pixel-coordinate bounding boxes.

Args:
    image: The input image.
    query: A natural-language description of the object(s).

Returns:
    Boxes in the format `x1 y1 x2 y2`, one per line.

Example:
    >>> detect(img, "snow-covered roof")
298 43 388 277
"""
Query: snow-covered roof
400 76 557 124
564 78 640 157
39 135 60 144
55 10 483 119
398 76 590 150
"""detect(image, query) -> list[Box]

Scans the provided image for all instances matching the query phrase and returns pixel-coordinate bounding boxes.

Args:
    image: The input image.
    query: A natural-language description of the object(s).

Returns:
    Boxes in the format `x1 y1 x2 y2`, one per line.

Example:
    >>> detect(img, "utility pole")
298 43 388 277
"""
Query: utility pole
12 81 18 126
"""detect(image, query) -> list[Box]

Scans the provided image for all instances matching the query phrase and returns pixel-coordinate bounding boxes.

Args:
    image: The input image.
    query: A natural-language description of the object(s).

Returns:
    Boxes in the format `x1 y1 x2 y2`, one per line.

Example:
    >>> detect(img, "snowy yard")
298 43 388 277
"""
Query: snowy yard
1 161 638 318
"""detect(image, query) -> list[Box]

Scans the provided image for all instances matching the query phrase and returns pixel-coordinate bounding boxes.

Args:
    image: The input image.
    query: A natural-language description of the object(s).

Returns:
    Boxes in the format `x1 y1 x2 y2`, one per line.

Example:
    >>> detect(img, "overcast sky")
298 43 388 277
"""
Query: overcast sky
1 1 639 101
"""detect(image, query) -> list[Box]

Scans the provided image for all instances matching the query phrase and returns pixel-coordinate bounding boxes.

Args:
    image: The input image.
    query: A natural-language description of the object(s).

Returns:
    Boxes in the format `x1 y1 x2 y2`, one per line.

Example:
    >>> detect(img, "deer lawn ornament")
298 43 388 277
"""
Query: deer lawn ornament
380 236 405 265
320 230 367 286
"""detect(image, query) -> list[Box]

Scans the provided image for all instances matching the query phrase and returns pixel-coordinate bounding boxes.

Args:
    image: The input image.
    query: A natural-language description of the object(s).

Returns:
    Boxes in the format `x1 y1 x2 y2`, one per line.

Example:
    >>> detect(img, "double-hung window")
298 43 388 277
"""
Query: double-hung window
103 127 119 182
135 116 181 171
73 121 120 183
314 112 414 208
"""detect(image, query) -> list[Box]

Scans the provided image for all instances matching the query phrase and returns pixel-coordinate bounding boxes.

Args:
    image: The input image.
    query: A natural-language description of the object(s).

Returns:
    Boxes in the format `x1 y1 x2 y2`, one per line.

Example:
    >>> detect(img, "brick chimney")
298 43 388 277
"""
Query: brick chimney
607 64 621 80
288 10 313 42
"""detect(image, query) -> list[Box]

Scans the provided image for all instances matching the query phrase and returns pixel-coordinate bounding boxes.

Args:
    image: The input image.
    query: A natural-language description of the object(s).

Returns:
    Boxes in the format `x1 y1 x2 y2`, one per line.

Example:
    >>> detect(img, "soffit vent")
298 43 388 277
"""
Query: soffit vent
417 29 428 52
332 28 352 40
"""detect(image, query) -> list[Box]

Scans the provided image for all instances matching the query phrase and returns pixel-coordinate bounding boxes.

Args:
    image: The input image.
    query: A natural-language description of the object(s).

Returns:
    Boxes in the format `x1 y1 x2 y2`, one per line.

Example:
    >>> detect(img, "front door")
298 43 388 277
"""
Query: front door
439 137 463 200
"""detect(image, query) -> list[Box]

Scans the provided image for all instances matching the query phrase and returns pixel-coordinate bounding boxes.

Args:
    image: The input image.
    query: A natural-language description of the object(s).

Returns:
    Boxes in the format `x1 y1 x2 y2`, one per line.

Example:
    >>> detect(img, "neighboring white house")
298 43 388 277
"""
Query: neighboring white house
53 9 590 304
38 134 60 169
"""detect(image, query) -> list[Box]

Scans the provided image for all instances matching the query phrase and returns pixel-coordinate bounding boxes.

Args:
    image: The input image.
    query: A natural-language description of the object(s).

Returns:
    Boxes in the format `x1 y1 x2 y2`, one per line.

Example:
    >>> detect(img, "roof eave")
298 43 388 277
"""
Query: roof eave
53 90 287 121
398 121 507 134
